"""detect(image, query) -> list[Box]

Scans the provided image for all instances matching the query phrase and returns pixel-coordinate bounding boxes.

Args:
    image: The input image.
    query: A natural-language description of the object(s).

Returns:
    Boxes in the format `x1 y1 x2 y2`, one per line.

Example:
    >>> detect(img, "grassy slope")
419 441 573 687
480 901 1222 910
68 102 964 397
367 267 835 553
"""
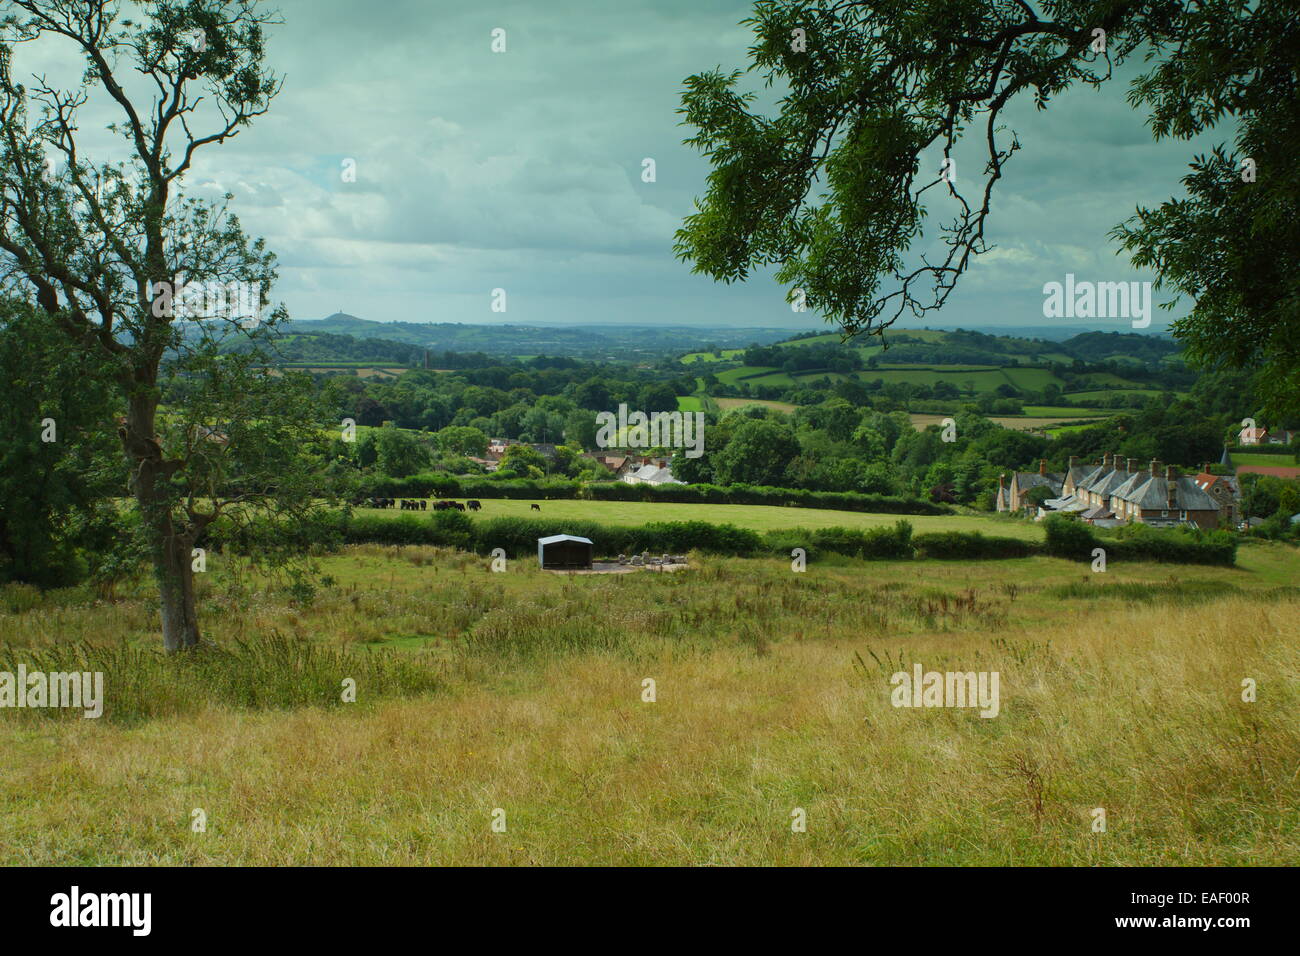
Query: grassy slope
2 540 1298 865
1232 453 1298 467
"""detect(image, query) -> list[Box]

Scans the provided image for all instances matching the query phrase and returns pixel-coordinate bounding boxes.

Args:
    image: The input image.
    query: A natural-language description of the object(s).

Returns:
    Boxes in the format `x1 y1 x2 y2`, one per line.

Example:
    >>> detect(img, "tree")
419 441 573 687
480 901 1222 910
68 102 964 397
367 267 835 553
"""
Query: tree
675 1 1299 410
0 2 308 651
714 418 799 486
0 297 120 586
499 442 547 477
637 382 679 416
374 428 430 478
434 425 488 458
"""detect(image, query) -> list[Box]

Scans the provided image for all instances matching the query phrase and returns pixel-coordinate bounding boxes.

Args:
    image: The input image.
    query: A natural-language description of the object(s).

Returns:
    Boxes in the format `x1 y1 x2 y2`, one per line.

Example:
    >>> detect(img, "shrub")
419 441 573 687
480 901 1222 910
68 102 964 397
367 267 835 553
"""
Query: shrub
809 520 913 559
913 531 1037 560
1043 514 1098 560
1107 523 1238 566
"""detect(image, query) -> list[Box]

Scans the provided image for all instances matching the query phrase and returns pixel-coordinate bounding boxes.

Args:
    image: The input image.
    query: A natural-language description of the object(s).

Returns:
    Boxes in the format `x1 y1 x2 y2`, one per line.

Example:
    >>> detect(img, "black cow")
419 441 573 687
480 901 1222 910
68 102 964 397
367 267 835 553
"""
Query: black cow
530 503 541 512
466 500 481 512
420 500 427 511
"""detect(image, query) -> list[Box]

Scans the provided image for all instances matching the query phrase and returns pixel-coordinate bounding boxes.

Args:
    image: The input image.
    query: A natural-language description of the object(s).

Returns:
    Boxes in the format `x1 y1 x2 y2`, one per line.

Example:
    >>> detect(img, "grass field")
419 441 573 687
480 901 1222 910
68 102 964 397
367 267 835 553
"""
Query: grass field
675 395 704 412
680 349 744 363
714 397 798 414
3 535 1298 865
358 498 1048 539
1231 452 1298 467
1021 406 1115 418
1065 388 1168 402
908 413 1102 434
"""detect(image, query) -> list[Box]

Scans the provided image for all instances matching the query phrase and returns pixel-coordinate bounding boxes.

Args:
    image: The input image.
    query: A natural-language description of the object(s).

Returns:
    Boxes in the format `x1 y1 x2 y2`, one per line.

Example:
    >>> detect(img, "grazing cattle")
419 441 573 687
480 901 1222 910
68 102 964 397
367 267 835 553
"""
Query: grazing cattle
434 500 454 511
530 503 541 512
420 500 427 511
453 502 466 511
466 500 481 512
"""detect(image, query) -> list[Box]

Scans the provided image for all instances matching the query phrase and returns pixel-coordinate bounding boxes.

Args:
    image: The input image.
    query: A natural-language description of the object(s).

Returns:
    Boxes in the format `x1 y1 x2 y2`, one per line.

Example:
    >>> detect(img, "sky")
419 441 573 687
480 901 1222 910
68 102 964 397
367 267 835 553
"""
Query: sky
12 0 1227 334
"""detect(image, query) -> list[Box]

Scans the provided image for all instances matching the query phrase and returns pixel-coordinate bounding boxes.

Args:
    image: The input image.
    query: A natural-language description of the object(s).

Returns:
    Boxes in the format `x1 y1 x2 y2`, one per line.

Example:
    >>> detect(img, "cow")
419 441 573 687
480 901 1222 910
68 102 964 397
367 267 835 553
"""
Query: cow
453 502 466 511
530 503 541 512
420 500 427 511
466 500 481 512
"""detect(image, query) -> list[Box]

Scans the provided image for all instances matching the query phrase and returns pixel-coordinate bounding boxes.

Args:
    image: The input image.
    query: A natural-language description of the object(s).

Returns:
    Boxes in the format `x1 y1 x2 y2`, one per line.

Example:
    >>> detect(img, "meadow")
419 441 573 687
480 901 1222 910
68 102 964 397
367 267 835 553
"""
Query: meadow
2 536 1298 865
357 497 1048 539
1231 453 1298 467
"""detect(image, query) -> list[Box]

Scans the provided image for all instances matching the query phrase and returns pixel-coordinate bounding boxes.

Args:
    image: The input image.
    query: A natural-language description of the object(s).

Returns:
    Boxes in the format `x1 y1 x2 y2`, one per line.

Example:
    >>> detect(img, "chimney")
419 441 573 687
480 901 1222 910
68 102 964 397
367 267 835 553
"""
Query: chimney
1068 456 1078 469
1126 458 1138 473
1039 459 1047 476
998 473 1005 491
1166 466 1178 509
1103 452 1113 469
1150 459 1161 478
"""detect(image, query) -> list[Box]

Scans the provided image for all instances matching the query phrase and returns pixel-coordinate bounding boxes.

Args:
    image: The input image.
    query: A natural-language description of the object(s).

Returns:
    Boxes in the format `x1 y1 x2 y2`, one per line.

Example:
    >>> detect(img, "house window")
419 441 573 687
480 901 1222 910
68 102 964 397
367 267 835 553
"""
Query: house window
1161 510 1168 517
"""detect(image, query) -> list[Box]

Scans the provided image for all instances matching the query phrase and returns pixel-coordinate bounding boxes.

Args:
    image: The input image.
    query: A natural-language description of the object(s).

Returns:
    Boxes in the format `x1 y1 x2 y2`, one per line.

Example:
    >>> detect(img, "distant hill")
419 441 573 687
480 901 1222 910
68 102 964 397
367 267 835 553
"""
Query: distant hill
1059 331 1182 363
282 314 797 359
766 326 1182 368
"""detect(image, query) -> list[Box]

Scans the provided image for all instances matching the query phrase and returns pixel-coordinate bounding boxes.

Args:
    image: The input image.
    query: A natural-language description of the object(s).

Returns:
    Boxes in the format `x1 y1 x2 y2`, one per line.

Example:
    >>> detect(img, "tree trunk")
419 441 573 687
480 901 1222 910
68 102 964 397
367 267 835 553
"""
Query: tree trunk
152 524 199 652
124 396 201 652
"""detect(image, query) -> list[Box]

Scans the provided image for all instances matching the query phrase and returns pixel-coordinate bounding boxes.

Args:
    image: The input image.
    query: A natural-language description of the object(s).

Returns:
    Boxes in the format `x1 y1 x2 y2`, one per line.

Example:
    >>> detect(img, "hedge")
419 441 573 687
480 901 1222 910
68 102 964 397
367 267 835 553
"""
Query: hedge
1043 514 1236 566
912 531 1037 560
1226 443 1295 456
207 508 1235 568
355 473 949 516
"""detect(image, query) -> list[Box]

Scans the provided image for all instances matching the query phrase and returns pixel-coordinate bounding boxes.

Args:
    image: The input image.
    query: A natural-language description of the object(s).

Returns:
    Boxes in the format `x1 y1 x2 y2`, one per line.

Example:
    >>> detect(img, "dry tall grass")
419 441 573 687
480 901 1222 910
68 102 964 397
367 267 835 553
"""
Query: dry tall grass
1 547 1297 865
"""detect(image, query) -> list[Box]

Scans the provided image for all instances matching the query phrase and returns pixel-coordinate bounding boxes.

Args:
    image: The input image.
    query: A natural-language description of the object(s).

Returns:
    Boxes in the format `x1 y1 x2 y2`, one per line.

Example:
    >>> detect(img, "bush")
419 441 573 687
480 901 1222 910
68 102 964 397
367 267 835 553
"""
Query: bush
808 520 914 559
1043 514 1098 560
1044 514 1237 566
913 531 1037 560
1107 523 1238 566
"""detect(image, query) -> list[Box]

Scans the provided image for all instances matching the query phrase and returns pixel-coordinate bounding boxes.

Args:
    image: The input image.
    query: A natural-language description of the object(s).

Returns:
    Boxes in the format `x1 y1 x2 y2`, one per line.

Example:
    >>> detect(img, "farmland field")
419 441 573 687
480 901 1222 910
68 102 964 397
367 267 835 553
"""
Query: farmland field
908 413 1103 433
675 395 704 412
680 349 744 363
714 397 798 414
1066 388 1170 402
1021 406 1115 417
359 498 1048 540
1231 452 1298 467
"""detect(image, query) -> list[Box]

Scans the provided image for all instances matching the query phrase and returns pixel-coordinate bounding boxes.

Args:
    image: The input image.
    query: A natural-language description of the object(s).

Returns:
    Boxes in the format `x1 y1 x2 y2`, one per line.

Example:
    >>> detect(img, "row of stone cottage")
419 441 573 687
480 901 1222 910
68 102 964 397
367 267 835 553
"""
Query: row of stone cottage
996 453 1238 528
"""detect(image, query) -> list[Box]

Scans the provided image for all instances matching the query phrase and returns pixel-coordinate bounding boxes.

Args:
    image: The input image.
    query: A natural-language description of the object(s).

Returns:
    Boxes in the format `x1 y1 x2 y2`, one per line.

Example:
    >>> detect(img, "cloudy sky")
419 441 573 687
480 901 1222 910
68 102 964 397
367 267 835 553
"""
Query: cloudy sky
15 0 1224 333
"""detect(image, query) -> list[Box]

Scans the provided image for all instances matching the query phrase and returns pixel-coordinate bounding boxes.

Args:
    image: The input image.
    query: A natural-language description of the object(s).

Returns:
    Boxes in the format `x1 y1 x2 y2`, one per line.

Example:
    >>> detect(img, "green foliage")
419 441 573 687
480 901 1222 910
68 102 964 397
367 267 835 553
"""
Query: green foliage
714 419 800 485
1043 515 1102 561
1045 513 1237 566
806 520 913 560
0 300 121 587
434 425 488 458
913 532 1036 560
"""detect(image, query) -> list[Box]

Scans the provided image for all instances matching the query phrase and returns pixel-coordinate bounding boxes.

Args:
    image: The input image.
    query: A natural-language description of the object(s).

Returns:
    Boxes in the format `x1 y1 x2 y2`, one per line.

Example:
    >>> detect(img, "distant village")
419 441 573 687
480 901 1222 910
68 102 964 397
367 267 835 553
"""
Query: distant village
469 438 683 486
998 425 1297 530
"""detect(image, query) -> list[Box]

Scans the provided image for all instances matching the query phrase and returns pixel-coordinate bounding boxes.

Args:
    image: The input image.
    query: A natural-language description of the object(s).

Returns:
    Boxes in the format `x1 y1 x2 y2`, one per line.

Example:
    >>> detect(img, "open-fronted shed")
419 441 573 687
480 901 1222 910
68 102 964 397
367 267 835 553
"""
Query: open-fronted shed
537 534 594 570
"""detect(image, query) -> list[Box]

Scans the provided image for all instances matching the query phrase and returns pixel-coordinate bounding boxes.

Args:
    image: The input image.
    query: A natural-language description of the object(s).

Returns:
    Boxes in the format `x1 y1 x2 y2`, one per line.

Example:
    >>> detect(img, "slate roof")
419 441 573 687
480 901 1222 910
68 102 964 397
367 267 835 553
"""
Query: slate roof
1015 472 1064 495
1090 467 1133 499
